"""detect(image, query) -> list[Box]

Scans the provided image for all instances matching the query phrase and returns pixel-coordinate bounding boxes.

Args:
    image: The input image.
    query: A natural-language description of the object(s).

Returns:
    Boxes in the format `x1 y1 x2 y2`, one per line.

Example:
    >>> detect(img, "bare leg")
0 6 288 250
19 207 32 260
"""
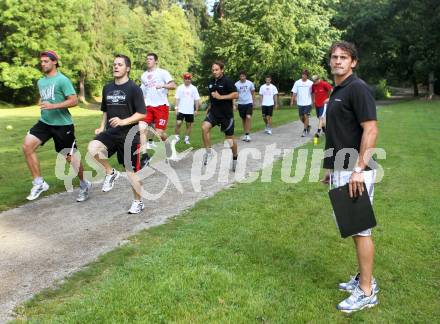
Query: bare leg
185 122 193 137
353 235 374 296
245 114 252 133
156 128 167 142
22 134 43 179
66 154 85 181
139 121 148 153
88 140 113 174
127 171 142 201
304 114 309 129
267 116 272 129
263 116 268 128
202 121 212 149
175 120 182 137
225 135 238 157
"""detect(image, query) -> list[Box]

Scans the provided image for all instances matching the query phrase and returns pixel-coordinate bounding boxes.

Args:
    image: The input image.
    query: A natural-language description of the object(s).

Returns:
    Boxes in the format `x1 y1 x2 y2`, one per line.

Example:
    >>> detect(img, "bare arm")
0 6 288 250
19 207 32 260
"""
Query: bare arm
40 94 78 110
349 120 379 197
108 112 146 128
195 99 201 114
274 94 279 109
251 90 255 104
290 93 297 106
157 81 176 90
95 112 107 135
175 98 180 113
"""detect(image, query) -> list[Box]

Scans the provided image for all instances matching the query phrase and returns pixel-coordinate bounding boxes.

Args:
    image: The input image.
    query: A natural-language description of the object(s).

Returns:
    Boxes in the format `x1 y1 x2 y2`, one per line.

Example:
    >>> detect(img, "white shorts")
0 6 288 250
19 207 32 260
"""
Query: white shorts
321 103 328 118
330 170 376 236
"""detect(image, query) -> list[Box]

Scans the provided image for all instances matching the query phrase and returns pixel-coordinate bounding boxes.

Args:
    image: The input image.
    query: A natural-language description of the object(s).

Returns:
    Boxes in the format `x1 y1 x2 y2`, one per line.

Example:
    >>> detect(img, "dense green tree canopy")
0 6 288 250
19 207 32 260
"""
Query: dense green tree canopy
202 0 339 91
0 0 438 103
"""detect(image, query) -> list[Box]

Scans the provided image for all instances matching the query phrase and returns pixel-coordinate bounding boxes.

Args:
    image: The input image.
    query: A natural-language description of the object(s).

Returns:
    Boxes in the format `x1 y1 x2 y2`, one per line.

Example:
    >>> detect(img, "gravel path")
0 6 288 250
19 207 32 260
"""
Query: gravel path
0 119 317 323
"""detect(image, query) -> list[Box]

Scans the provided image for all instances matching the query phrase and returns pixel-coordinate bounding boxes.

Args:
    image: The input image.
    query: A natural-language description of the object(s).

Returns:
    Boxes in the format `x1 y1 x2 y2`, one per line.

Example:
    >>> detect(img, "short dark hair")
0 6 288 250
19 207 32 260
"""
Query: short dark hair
329 41 358 61
147 52 158 61
239 70 246 76
212 60 225 70
114 54 131 69
265 75 272 79
302 69 309 76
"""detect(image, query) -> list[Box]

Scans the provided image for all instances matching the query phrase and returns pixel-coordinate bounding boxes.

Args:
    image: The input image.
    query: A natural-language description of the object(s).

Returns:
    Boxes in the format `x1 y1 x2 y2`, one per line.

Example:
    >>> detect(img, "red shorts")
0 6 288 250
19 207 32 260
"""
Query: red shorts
144 105 169 130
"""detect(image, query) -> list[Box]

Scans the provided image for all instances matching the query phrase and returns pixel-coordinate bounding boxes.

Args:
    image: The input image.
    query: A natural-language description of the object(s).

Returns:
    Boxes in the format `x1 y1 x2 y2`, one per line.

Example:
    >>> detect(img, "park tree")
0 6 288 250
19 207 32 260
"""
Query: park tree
201 0 339 91
332 0 440 96
0 0 91 103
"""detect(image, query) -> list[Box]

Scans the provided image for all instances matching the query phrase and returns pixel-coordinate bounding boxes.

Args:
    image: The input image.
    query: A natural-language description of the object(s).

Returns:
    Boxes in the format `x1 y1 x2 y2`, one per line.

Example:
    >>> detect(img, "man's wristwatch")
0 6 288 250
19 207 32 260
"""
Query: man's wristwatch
353 166 363 174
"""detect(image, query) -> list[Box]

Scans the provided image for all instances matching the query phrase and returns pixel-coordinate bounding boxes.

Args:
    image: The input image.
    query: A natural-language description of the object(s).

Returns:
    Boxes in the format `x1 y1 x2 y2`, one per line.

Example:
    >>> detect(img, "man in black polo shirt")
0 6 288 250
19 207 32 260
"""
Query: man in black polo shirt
202 61 239 170
323 41 379 313
88 54 146 214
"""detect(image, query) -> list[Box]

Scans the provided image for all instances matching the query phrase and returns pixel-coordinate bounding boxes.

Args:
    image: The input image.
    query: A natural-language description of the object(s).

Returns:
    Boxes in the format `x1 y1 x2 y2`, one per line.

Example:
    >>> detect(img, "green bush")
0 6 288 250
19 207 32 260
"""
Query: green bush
374 79 391 100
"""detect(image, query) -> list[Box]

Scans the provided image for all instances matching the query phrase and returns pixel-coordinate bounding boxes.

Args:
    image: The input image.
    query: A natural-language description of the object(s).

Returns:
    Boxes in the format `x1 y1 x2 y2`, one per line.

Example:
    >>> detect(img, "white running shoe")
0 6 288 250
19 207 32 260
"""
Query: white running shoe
76 181 91 202
267 129 272 135
184 136 190 145
128 200 145 214
102 170 120 192
242 135 247 141
246 134 251 142
337 285 378 313
26 181 49 201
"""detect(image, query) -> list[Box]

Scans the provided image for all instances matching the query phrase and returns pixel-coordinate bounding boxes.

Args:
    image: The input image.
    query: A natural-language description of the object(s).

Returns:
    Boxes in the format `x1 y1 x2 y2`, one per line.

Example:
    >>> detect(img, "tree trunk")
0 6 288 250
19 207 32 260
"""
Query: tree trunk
428 71 434 100
412 76 419 97
79 71 87 104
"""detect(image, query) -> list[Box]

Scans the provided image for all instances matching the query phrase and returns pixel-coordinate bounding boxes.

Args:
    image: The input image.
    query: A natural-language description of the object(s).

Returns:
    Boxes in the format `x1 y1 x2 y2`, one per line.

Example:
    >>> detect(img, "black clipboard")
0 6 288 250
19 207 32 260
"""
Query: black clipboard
328 183 377 238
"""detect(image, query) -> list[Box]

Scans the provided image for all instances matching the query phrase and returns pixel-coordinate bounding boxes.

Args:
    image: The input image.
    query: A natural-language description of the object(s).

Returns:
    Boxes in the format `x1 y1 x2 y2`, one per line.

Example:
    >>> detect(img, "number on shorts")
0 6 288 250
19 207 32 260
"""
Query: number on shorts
158 119 166 126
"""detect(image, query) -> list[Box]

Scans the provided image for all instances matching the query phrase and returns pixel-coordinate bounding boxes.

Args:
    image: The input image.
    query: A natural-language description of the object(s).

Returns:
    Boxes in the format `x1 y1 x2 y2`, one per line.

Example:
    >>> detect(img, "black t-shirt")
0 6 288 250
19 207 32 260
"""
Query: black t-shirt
208 75 236 119
101 79 145 135
324 74 377 170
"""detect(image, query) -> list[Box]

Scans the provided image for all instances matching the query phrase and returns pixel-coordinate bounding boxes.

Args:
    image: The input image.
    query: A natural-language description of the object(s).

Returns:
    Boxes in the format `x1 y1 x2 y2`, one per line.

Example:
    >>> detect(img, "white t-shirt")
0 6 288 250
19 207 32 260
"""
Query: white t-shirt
140 68 173 107
175 84 200 114
235 80 255 105
259 83 278 106
291 79 313 106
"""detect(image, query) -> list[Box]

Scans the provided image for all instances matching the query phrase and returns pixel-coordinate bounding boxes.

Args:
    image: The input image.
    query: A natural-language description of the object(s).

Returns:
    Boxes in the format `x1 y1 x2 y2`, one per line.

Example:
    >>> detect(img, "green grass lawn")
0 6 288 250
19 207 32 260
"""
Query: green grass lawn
9 100 440 322
0 105 298 212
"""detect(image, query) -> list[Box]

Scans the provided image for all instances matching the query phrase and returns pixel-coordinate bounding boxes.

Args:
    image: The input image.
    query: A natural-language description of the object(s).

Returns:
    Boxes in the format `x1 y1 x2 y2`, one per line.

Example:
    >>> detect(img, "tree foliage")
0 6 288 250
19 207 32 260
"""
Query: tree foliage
201 0 339 91
0 0 202 103
332 0 440 94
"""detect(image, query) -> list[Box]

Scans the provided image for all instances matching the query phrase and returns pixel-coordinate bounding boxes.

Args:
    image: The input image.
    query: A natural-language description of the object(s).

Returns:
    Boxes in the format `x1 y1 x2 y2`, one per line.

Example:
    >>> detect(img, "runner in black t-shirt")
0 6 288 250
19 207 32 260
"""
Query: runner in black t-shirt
323 41 379 313
88 55 146 214
202 61 239 170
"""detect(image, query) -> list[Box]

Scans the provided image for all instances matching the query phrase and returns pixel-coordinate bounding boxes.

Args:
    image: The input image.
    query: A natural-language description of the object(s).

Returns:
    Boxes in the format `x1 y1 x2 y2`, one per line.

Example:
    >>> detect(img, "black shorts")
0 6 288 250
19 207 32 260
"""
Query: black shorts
261 105 274 117
238 103 253 119
176 113 194 123
298 105 312 116
29 120 77 154
204 112 234 136
94 129 141 172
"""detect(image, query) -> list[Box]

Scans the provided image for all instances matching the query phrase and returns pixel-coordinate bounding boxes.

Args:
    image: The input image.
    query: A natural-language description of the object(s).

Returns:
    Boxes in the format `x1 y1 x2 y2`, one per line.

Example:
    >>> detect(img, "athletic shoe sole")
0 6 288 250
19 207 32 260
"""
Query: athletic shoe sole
338 300 379 313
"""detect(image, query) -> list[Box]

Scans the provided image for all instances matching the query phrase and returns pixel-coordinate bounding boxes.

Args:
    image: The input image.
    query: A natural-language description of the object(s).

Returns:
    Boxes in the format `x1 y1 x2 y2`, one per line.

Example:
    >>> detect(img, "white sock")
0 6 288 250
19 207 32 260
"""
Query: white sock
33 177 44 185
80 180 88 189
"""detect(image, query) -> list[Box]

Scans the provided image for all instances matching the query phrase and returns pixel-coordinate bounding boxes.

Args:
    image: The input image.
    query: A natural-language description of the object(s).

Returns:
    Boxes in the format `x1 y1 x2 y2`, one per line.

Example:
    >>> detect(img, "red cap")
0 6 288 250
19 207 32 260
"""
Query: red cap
183 72 192 80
